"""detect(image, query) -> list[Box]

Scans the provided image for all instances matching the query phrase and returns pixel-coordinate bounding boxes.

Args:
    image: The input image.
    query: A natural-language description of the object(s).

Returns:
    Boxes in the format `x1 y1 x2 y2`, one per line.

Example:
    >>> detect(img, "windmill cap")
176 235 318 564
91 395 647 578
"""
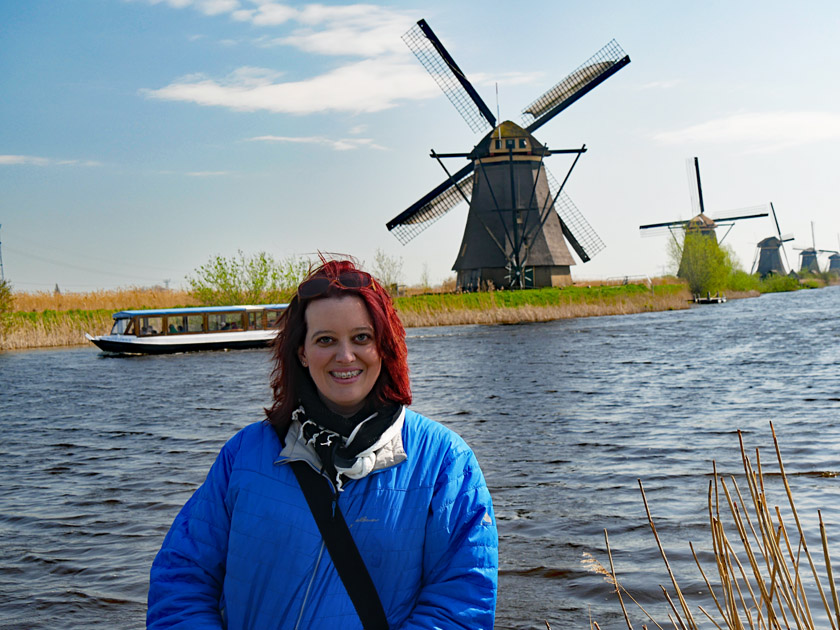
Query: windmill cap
469 120 548 159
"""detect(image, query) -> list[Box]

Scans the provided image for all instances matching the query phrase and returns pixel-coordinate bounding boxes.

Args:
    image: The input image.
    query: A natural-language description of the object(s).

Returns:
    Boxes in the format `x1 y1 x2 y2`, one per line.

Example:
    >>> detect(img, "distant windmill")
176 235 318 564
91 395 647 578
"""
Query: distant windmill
386 19 631 290
750 203 794 277
639 157 768 276
831 235 840 275
794 222 836 273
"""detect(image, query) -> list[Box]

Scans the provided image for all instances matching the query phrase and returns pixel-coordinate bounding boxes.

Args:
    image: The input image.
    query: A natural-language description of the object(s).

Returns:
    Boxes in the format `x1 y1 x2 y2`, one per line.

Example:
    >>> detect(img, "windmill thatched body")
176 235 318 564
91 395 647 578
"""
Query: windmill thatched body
799 248 820 272
752 203 793 277
755 236 787 276
387 20 630 290
793 222 835 274
452 122 575 290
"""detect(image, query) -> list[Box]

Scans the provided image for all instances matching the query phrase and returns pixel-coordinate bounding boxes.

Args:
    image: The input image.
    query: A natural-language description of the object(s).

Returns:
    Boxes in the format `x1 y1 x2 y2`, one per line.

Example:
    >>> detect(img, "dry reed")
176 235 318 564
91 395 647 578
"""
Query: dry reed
604 423 839 629
11 287 198 312
0 311 113 351
396 290 690 327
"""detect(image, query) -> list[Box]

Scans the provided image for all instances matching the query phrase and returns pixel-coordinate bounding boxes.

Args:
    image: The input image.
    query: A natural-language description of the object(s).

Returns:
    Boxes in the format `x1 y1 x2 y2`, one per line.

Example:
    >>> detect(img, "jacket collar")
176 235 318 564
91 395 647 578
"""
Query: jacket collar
275 406 407 486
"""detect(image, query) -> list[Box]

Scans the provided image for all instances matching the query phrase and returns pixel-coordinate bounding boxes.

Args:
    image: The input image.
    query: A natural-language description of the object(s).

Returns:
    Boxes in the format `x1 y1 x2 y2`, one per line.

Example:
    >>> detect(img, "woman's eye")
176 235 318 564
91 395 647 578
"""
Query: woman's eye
354 333 372 343
315 336 334 345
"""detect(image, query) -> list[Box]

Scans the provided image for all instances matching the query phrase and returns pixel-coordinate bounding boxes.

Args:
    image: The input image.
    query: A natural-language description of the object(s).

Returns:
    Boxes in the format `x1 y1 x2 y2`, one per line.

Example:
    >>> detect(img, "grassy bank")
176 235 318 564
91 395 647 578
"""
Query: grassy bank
1 282 691 350
1 288 198 351
7 275 825 351
394 282 690 327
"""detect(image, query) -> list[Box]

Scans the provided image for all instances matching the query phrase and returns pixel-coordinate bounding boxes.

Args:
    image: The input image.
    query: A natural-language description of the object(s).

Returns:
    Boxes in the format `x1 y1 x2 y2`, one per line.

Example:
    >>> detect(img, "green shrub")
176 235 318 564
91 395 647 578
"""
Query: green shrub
757 274 800 293
187 251 308 306
0 279 12 340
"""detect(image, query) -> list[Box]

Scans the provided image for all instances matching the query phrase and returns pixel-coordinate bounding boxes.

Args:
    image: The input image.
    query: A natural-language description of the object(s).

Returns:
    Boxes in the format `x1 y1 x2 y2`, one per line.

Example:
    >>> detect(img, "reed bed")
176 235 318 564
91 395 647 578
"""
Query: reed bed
396 285 690 327
10 288 197 312
1 283 694 349
1 310 113 351
601 423 839 630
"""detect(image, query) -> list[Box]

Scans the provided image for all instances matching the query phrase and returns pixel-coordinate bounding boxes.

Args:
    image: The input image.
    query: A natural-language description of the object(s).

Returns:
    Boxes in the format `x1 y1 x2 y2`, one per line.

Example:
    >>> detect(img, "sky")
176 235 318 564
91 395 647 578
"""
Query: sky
2 0 840 292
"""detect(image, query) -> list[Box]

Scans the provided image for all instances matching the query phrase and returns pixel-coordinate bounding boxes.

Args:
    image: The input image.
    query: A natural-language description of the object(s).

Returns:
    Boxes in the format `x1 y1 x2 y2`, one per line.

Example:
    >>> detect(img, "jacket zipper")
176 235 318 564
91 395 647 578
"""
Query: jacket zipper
294 540 326 630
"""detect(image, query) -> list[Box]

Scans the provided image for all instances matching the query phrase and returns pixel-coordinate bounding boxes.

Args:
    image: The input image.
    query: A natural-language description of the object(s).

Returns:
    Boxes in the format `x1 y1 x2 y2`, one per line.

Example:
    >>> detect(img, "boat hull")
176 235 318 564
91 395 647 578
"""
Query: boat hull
86 332 277 355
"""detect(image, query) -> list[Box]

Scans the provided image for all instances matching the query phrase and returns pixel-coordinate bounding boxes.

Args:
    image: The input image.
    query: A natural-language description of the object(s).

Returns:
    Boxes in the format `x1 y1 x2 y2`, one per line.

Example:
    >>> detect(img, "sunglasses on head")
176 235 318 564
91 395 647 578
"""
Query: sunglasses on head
297 269 374 300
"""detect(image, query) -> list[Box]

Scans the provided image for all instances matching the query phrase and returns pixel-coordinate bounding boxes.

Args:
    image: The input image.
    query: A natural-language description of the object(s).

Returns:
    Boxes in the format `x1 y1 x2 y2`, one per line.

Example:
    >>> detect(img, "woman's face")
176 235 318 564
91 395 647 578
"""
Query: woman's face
298 295 382 416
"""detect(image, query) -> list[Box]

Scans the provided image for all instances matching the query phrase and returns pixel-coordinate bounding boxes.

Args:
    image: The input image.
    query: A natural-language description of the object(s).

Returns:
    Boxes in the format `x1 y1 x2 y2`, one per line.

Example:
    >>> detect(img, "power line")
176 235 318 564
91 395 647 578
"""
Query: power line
4 244 186 283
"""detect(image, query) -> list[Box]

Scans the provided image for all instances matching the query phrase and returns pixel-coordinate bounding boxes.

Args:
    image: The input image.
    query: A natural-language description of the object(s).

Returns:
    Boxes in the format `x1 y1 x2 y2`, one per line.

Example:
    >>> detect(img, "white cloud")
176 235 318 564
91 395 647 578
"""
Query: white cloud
186 170 234 176
639 80 681 90
278 6 418 56
654 111 840 153
195 0 240 16
143 58 438 114
0 155 101 166
248 134 386 151
233 3 297 26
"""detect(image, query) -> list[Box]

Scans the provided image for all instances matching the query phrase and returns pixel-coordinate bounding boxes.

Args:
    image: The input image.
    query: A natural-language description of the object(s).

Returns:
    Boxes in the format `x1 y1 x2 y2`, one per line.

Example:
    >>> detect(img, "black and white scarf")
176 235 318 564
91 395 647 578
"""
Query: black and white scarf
294 376 401 491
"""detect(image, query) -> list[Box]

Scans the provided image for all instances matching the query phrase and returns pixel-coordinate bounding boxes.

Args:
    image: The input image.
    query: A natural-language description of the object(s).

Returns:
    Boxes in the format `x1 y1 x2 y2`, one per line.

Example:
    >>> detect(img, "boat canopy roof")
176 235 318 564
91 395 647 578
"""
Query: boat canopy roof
112 304 288 319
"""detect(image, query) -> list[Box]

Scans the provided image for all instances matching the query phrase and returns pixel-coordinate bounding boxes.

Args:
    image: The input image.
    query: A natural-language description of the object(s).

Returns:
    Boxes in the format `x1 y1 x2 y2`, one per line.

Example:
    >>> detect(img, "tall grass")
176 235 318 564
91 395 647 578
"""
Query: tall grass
395 283 690 327
1 288 197 350
602 424 839 629
11 287 197 312
1 309 113 351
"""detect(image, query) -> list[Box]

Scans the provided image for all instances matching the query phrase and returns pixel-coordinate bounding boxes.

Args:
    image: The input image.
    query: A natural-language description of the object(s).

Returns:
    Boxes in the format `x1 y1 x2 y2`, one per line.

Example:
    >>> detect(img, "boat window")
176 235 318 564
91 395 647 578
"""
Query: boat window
248 312 264 330
208 313 242 332
139 316 163 336
266 310 283 328
166 315 203 334
110 318 131 335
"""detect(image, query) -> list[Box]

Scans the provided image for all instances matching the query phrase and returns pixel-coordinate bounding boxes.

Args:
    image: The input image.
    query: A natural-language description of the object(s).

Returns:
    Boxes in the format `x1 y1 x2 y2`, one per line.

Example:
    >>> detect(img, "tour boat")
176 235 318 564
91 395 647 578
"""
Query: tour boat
85 304 287 354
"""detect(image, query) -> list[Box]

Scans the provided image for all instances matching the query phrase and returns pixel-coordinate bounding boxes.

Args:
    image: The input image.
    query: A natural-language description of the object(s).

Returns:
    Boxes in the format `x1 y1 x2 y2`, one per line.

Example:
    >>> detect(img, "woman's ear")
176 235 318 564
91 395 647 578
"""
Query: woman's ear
297 346 308 368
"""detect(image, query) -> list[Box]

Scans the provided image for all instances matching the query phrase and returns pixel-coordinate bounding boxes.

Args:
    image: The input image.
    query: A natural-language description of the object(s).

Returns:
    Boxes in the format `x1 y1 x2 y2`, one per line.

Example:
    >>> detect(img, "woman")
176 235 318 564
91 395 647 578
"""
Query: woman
147 259 498 629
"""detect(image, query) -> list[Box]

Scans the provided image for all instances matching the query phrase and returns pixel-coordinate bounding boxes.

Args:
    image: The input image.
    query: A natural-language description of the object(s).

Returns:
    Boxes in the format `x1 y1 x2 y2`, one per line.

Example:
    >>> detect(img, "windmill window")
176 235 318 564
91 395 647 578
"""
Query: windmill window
505 139 515 149
519 139 527 148
495 140 501 149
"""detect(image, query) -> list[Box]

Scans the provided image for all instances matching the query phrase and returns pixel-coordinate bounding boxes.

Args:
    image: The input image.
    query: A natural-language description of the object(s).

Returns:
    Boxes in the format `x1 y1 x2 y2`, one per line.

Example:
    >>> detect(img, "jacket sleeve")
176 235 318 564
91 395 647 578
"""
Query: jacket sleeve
146 432 241 629
397 443 499 630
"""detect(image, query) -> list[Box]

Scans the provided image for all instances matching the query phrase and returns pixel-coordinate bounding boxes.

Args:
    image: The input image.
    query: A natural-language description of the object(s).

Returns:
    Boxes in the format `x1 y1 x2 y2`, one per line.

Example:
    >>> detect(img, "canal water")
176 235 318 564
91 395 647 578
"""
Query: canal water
1 287 839 629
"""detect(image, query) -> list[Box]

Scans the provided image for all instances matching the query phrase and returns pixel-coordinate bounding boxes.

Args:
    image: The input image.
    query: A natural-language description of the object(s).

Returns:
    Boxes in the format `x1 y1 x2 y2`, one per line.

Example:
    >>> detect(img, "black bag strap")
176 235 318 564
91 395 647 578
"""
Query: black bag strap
290 460 389 630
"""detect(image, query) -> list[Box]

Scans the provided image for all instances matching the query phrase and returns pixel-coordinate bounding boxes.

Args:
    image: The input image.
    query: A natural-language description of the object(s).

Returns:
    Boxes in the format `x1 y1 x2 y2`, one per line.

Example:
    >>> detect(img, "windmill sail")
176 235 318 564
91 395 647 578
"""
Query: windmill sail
544 168 605 262
387 166 475 245
402 20 495 133
521 39 630 132
686 157 704 216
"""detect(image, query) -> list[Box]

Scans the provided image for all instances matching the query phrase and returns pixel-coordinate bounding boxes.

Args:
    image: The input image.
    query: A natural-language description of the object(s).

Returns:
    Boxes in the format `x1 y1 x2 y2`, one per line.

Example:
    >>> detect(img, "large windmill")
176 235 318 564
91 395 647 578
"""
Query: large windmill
385 19 630 291
750 203 794 277
639 157 767 276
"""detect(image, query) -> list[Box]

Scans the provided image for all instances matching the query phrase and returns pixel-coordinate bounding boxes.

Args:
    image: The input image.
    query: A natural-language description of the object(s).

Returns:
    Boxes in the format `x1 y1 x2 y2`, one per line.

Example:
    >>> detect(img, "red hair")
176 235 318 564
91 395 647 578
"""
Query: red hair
266 259 411 431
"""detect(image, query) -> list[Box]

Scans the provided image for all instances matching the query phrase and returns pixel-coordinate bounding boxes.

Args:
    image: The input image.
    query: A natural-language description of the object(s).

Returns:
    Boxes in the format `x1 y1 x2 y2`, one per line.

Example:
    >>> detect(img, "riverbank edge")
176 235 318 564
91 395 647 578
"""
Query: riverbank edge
0 283 765 351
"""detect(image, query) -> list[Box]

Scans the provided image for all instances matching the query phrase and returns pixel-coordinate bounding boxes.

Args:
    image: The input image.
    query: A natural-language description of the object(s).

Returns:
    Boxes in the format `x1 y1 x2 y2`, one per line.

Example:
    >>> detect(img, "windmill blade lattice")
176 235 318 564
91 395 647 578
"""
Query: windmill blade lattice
686 158 703 216
387 170 476 245
521 39 629 132
403 20 495 134
545 168 605 262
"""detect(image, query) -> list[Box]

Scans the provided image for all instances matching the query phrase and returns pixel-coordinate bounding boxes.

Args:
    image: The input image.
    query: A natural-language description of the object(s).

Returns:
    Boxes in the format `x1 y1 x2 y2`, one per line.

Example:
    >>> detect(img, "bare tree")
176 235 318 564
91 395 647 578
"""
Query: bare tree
370 248 404 295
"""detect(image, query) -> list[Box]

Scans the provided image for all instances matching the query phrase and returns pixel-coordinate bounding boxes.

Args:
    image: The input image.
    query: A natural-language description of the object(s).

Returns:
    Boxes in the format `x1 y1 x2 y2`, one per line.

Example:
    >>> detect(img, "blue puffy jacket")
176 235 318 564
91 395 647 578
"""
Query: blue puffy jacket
147 408 498 629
